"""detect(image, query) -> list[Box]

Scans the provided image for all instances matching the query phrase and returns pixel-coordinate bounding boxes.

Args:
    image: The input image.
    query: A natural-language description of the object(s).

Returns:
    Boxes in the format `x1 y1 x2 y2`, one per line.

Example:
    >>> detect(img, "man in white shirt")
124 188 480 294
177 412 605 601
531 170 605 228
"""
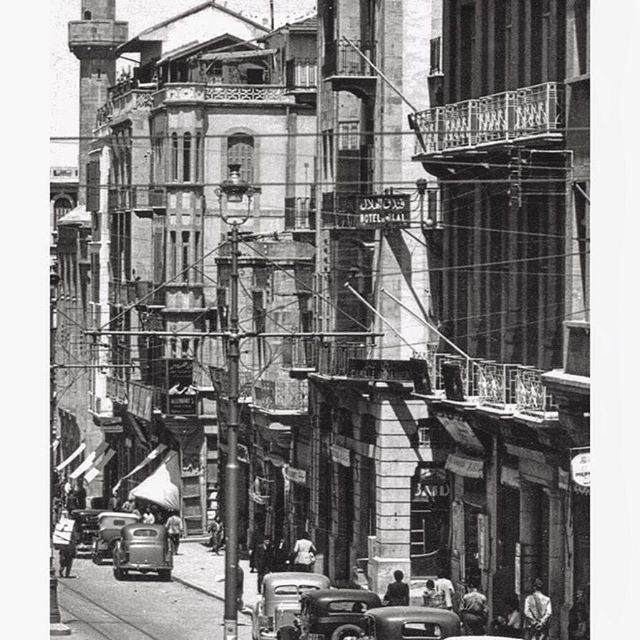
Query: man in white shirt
524 578 552 640
436 571 455 610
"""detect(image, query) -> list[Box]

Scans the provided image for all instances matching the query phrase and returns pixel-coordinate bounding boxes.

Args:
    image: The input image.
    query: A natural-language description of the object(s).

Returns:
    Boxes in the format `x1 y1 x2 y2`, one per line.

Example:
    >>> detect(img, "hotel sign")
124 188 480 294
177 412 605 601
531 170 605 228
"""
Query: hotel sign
571 452 590 487
356 194 411 227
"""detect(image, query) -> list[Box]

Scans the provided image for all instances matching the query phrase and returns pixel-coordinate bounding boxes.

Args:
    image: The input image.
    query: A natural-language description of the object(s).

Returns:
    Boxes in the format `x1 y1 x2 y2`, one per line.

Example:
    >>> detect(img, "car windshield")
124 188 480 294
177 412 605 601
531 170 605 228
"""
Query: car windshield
402 621 442 638
133 529 159 537
274 584 321 595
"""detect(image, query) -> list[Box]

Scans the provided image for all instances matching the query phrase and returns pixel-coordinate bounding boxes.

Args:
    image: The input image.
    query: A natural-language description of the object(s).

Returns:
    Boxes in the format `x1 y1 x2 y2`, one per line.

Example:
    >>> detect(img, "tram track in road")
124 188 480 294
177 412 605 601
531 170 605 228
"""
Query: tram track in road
58 580 167 640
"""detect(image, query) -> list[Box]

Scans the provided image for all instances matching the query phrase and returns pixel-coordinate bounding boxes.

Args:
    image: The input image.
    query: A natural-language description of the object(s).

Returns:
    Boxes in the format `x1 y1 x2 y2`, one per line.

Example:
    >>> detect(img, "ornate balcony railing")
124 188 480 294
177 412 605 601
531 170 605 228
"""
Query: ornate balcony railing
410 82 563 155
316 341 373 377
96 88 154 127
476 361 519 409
153 83 296 107
284 196 316 231
282 336 318 370
323 40 376 78
106 375 129 404
253 379 308 412
285 58 318 89
514 367 557 416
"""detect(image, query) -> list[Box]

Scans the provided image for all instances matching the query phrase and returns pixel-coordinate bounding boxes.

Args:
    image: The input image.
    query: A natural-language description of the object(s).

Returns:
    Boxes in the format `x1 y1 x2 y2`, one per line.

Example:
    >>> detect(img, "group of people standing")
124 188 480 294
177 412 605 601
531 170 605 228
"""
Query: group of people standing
249 531 317 593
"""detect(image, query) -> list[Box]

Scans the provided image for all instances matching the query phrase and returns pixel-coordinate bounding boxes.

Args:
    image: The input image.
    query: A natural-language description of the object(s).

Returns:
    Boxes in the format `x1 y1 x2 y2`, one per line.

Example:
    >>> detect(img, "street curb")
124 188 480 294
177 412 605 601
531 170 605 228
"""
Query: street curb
171 575 251 617
50 622 72 636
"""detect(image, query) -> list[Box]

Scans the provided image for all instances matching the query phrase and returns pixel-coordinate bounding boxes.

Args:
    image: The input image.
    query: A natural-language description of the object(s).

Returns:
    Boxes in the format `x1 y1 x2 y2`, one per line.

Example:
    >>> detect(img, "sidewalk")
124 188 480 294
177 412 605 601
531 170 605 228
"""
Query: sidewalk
171 539 259 612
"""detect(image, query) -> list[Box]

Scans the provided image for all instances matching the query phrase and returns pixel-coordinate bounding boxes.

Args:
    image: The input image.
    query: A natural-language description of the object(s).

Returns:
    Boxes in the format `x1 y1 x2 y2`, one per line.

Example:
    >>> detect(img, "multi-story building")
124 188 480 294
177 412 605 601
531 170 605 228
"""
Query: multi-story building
84 2 317 535
408 1 590 635
288 0 448 591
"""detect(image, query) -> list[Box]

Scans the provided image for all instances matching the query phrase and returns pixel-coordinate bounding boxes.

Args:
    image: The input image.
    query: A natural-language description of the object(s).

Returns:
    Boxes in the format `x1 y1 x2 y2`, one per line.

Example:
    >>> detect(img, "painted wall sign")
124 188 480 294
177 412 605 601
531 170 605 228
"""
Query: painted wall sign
571 452 591 487
412 466 450 503
445 453 484 478
330 443 351 467
284 466 308 486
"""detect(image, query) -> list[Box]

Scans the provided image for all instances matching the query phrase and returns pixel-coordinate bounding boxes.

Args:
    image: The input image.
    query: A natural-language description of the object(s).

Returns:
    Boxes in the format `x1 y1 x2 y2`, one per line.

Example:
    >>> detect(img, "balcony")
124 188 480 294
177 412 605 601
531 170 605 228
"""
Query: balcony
285 58 318 101
426 354 557 418
322 40 377 100
130 185 167 211
410 82 564 158
106 375 128 404
68 21 128 50
108 186 131 211
284 196 316 235
96 86 154 127
253 379 308 413
153 83 296 108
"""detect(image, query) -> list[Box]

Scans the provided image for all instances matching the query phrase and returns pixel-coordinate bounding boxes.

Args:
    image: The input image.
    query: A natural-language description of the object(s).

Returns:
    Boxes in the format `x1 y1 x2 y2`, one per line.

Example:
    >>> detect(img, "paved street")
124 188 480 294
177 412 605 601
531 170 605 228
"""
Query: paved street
56 551 253 640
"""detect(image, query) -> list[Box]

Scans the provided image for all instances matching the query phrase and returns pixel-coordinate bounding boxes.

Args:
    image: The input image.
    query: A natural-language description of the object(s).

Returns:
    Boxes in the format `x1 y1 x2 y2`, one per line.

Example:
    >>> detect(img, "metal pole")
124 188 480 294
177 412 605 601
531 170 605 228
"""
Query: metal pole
224 223 240 640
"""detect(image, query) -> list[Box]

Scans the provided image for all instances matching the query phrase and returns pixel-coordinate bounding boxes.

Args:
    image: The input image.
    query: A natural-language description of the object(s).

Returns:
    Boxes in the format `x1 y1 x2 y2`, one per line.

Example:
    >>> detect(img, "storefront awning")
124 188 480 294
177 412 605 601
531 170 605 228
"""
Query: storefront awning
113 443 168 493
56 443 86 472
130 452 180 511
85 450 116 484
437 415 485 454
69 442 109 479
445 453 484 479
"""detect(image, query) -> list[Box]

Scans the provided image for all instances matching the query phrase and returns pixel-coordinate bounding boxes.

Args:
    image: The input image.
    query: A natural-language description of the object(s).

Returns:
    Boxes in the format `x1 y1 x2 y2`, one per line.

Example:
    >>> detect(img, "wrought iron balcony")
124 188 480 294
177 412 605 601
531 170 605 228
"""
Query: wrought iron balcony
96 87 155 127
323 40 376 78
285 58 318 90
410 82 564 156
153 83 296 108
284 196 316 232
316 341 372 377
253 379 308 412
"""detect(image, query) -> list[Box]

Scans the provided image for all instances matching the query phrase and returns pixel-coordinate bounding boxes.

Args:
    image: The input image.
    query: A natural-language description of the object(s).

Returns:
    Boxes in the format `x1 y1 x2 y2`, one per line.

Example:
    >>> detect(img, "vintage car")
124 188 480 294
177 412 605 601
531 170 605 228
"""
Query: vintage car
359 606 461 639
69 508 102 553
112 523 173 581
278 589 383 640
92 511 141 565
251 572 331 640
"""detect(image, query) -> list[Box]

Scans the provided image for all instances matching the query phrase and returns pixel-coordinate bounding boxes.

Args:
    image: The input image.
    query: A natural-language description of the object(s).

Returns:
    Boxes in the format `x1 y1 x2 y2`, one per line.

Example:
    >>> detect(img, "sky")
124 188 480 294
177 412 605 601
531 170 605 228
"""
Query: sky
50 0 316 166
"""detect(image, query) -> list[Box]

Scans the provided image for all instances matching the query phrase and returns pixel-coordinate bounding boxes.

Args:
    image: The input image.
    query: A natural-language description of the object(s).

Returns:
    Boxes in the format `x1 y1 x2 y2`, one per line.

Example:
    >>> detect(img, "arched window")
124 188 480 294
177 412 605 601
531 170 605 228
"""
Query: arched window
183 132 191 182
84 10 92 20
227 133 254 183
171 133 179 181
53 197 73 226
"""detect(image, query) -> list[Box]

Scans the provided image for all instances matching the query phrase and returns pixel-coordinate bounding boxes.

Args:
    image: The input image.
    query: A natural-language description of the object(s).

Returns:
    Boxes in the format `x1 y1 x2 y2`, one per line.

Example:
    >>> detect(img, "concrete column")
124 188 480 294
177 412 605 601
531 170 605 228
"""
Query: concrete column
519 480 540 596
485 436 499 616
547 489 565 640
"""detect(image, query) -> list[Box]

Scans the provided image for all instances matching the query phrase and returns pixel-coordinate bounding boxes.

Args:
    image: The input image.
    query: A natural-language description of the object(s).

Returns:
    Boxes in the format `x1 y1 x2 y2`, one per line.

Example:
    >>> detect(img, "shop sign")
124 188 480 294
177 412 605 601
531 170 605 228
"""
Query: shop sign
330 444 351 467
500 466 520 489
477 514 489 570
412 466 449 503
128 383 154 421
571 452 590 487
285 466 307 486
238 443 249 464
356 194 411 227
437 416 484 454
166 358 194 389
445 453 484 479
557 468 569 490
167 390 198 416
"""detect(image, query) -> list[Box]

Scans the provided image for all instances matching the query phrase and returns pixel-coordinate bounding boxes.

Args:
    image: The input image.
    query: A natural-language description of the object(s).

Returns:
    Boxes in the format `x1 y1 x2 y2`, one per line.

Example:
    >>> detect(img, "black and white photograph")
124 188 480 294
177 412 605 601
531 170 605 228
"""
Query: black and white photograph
8 0 629 637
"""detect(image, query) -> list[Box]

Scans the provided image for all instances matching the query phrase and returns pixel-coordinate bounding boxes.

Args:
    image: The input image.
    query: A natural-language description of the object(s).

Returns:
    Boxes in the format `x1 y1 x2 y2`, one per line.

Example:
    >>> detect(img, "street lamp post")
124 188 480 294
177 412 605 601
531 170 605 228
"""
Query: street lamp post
216 164 254 640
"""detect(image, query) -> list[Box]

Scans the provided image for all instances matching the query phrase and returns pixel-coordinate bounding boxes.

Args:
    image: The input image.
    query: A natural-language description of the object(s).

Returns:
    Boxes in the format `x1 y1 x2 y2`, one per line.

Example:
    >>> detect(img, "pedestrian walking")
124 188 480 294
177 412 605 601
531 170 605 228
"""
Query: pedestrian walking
292 531 316 573
273 537 290 572
165 511 183 554
58 515 78 579
108 489 119 511
131 500 142 518
460 579 488 635
254 538 274 593
121 494 135 513
75 482 87 510
142 506 155 524
423 578 446 608
568 588 589 640
383 569 410 606
436 569 455 611
208 516 223 554
523 579 552 640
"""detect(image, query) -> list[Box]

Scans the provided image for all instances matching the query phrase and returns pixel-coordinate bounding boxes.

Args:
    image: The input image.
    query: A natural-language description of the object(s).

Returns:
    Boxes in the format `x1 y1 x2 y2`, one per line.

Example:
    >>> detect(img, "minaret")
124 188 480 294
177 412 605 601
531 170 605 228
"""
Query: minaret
68 1 128 204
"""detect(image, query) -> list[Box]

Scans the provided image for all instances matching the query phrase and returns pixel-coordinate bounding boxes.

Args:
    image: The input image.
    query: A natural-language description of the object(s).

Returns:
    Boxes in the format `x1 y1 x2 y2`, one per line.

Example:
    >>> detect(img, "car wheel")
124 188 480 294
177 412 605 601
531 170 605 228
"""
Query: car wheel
113 567 124 581
276 625 299 640
159 569 172 582
330 624 363 640
93 554 102 566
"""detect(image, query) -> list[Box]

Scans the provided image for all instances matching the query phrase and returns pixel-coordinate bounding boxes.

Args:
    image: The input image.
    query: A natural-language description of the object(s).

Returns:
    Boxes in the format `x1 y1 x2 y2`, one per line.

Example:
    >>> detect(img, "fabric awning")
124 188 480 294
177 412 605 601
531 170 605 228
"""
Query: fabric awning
199 48 277 62
56 443 86 472
70 442 109 479
130 452 180 511
445 453 484 479
113 443 168 493
85 450 116 484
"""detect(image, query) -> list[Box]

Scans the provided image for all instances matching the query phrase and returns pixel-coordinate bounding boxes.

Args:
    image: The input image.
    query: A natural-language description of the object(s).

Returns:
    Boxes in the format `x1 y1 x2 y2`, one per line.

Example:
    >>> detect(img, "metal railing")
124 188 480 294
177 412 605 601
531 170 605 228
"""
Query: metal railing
323 40 376 78
411 82 563 154
284 196 316 231
285 58 318 89
153 83 296 107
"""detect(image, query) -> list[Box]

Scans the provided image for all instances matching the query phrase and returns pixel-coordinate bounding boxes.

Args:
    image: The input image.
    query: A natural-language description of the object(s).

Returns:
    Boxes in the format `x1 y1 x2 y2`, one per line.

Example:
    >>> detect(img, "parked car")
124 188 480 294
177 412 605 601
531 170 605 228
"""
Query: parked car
360 606 461 639
278 589 383 640
70 508 102 554
251 572 331 640
92 511 141 565
112 522 173 581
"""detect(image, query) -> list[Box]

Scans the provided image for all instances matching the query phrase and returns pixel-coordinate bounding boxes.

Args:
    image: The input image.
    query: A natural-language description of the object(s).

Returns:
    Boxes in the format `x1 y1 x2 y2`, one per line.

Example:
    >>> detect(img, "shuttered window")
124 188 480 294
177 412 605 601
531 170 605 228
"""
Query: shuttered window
227 134 254 183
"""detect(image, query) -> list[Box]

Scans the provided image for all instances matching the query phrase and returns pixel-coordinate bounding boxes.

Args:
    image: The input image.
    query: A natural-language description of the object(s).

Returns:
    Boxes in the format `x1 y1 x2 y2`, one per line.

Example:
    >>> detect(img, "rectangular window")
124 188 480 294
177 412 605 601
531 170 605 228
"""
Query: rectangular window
171 133 179 181
170 231 177 279
181 231 190 283
195 133 201 182
252 290 266 334
194 231 201 283
227 135 254 183
429 36 442 75
338 121 360 151
183 133 191 182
